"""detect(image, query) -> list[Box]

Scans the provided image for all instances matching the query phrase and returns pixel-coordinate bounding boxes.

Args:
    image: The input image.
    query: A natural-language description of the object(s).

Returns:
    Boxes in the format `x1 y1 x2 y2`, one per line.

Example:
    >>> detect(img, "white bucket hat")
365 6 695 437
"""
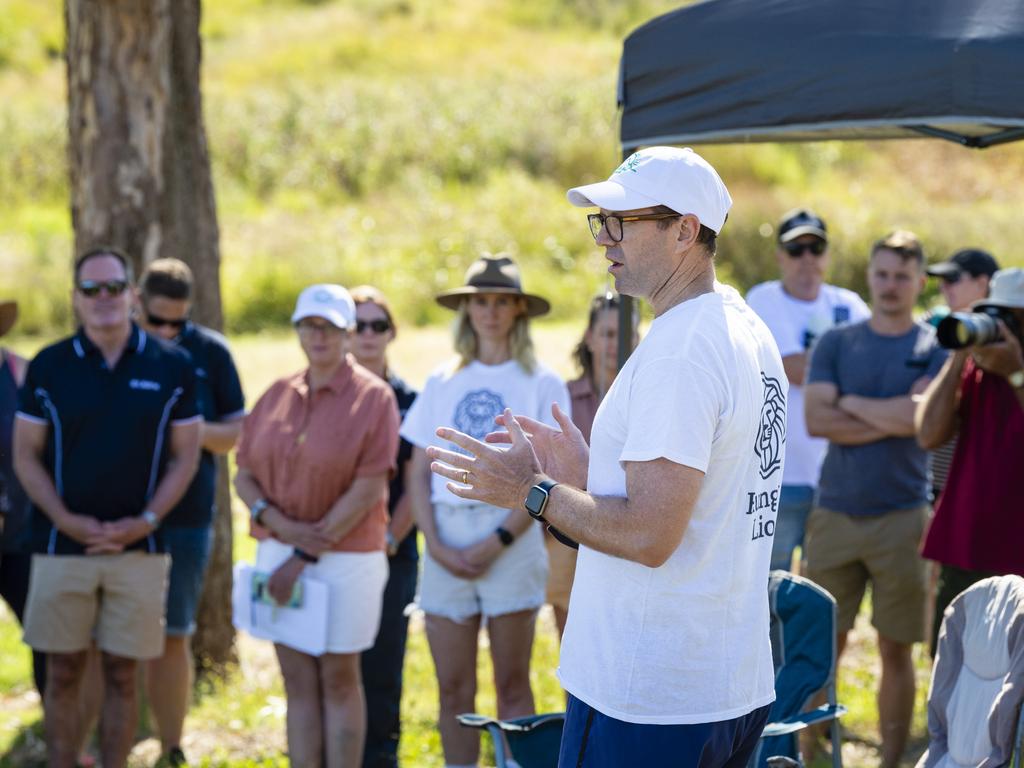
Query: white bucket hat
566 146 733 233
975 268 1024 311
291 284 356 330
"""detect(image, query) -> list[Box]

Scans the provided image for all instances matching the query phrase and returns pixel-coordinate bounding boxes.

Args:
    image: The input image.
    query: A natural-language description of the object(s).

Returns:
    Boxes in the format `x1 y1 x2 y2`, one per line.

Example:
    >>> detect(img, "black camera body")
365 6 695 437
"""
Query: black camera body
936 305 1021 349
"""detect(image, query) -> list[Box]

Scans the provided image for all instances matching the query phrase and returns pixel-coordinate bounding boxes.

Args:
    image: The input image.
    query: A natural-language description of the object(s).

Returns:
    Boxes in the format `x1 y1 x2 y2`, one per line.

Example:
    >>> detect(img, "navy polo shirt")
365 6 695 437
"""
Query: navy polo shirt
17 325 200 555
165 323 245 528
388 373 419 562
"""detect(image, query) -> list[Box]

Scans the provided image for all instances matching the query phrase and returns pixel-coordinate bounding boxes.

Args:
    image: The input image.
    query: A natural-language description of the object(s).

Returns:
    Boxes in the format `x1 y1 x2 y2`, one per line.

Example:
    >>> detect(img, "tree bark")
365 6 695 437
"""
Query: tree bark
66 0 235 675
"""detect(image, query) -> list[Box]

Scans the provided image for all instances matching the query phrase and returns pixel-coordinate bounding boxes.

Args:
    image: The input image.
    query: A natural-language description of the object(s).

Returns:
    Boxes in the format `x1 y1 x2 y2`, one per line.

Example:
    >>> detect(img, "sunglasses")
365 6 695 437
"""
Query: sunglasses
783 241 827 258
939 272 963 285
78 279 129 297
146 312 188 330
356 319 391 334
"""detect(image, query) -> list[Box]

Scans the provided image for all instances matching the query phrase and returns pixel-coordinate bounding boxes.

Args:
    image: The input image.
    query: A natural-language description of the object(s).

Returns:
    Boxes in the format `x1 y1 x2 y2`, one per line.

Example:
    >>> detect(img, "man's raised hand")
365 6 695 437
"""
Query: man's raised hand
487 402 588 489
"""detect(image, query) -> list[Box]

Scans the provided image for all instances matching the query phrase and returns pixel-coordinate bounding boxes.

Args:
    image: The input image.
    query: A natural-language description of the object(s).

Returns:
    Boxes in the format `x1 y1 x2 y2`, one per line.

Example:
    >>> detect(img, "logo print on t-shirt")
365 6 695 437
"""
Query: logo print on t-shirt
755 372 786 479
453 389 506 448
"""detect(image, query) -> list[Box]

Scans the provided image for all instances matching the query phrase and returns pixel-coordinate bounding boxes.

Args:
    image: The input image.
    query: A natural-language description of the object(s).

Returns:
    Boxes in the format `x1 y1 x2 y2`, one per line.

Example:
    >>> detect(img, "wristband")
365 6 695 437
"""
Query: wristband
293 548 319 564
495 526 515 547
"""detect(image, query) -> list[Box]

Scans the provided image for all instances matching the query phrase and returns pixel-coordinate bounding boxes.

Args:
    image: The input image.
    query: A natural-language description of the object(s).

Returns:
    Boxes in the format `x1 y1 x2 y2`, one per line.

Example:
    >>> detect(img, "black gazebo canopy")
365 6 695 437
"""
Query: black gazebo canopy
619 0 1024 151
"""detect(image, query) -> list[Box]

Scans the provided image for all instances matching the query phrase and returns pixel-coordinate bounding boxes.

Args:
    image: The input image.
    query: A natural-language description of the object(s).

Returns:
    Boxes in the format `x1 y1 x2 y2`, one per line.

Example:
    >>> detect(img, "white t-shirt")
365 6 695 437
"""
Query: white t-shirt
745 280 869 487
558 283 786 725
400 359 570 506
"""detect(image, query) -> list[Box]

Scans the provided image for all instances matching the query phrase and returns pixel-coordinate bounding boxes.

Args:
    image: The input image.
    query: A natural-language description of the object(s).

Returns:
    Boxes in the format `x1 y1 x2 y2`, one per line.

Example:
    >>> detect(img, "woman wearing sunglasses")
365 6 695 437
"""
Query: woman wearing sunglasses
348 285 419 767
400 255 570 768
234 284 399 767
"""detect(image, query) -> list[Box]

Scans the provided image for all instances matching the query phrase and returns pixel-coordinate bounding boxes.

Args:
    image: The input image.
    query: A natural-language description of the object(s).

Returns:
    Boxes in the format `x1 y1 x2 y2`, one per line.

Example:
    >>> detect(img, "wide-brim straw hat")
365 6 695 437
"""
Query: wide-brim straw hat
435 256 551 317
0 301 18 338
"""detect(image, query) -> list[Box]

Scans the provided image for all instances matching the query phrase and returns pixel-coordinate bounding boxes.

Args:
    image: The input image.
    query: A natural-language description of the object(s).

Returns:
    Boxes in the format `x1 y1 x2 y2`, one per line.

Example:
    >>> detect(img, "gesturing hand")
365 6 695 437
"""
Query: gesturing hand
485 403 589 489
427 408 544 511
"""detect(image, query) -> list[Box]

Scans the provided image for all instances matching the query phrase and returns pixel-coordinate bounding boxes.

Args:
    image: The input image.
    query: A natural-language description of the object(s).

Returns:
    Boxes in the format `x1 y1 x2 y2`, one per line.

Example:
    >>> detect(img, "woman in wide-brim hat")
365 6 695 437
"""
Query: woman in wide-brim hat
400 255 570 767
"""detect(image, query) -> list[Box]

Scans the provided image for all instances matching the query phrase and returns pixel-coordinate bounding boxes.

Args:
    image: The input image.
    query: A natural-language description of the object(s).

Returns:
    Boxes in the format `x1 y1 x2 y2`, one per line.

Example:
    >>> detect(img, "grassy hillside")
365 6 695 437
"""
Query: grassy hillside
1 0 1023 336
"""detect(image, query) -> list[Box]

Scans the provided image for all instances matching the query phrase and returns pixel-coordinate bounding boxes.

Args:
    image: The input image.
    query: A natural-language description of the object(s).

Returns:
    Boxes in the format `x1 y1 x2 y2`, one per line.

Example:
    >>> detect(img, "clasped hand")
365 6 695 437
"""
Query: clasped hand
61 513 153 554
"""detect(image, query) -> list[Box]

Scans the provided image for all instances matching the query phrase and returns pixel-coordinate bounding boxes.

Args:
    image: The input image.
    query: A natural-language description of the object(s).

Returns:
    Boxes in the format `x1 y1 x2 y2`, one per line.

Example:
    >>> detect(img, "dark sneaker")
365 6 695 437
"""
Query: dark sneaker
167 747 189 767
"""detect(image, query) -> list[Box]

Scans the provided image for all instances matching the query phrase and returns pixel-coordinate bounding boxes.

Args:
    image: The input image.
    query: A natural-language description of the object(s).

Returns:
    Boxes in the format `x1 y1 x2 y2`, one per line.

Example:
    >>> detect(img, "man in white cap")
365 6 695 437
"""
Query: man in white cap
917 266 1024 648
425 147 786 766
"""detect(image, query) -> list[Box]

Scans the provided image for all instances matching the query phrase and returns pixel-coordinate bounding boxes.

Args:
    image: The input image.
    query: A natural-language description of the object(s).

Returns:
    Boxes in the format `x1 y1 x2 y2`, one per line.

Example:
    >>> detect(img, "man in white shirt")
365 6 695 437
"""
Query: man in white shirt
425 147 786 767
747 209 869 571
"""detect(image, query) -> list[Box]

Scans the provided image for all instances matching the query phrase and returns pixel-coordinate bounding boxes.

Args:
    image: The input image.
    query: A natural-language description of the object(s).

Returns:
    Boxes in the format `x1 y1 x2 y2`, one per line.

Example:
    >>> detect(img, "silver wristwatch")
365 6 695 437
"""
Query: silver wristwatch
1009 369 1024 389
141 509 160 530
250 498 270 526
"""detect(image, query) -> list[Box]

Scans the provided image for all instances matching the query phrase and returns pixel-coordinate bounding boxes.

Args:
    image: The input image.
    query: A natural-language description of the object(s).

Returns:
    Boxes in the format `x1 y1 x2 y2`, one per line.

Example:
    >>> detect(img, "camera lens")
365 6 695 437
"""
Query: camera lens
936 311 1002 349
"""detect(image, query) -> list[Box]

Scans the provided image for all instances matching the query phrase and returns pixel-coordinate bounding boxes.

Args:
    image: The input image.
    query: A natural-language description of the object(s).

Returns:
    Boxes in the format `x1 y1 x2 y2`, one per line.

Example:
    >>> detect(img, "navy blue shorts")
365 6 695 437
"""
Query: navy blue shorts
163 525 213 636
558 694 771 768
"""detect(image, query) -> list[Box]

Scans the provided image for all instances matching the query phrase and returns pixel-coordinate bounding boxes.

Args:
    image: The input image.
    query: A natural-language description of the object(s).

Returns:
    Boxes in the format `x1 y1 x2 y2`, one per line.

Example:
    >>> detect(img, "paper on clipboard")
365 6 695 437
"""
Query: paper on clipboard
232 562 329 656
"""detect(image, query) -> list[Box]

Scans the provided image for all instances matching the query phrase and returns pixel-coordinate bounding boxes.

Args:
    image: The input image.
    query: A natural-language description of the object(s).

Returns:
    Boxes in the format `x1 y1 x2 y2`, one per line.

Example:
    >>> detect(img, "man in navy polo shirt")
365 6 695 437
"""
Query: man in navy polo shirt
13 248 201 768
136 257 245 767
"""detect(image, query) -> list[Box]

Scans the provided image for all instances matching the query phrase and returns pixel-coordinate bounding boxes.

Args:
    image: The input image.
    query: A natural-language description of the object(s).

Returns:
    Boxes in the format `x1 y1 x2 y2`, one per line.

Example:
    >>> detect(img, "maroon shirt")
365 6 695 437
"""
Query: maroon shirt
921 358 1024 574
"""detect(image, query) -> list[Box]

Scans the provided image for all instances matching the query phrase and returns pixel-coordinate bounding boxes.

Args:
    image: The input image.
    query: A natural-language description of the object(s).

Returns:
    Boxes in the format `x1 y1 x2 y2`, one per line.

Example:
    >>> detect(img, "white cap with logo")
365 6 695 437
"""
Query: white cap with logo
291 284 356 330
566 146 733 234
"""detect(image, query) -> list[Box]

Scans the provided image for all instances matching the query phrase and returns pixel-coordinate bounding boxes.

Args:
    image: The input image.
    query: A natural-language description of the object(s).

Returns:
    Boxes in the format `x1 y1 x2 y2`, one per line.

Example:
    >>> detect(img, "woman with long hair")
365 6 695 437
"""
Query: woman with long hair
546 292 636 640
235 284 399 767
400 255 570 768
348 285 419 768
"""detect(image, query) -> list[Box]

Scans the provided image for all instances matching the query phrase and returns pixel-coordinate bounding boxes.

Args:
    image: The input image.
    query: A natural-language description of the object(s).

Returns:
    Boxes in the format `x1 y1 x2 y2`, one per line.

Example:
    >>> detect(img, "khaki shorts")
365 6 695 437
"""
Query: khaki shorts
545 531 578 610
803 505 928 644
23 552 170 659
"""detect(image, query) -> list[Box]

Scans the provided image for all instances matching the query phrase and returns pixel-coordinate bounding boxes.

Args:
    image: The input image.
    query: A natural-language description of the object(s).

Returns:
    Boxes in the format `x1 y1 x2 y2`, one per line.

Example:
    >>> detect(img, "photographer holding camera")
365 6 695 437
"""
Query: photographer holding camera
916 267 1024 653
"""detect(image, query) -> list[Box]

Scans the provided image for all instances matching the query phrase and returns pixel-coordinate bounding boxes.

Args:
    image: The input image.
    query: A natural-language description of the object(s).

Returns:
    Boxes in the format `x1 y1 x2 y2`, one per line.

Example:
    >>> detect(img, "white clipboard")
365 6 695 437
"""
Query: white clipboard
232 562 329 656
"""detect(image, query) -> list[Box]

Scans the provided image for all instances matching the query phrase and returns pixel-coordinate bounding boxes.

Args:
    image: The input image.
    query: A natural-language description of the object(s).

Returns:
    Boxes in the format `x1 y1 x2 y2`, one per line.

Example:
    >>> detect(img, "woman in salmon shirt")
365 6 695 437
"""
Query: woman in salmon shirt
234 284 399 768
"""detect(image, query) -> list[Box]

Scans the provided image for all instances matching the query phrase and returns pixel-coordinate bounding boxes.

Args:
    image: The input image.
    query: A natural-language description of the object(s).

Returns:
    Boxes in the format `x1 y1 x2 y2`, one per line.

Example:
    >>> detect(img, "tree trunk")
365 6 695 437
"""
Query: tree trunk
66 0 235 675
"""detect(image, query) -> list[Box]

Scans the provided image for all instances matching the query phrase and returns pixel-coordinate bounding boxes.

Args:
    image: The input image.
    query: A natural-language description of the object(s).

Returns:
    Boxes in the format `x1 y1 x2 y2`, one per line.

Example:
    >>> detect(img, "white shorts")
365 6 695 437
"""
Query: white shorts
256 538 388 654
419 503 548 621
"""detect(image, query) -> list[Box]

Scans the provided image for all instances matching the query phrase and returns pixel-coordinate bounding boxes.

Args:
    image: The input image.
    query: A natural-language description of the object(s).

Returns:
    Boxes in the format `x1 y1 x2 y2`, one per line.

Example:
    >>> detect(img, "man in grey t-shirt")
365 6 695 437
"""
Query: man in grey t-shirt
804 230 946 768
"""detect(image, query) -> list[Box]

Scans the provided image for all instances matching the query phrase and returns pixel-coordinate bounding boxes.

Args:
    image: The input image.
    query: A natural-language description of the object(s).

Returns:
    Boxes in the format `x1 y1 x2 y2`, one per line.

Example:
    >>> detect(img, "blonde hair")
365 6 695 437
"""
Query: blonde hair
452 296 536 374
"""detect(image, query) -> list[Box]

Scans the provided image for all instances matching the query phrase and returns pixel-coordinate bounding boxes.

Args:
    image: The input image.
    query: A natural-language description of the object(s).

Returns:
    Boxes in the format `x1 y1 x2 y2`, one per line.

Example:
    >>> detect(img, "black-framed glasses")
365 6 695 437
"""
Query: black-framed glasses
77 279 129 297
356 319 391 334
587 212 681 243
146 312 188 330
783 240 827 258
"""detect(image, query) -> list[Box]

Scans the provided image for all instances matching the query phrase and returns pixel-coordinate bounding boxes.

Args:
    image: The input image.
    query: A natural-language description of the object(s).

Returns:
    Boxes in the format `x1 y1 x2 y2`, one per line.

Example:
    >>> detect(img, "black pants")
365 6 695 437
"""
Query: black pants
0 552 46 694
931 563 996 657
361 556 418 768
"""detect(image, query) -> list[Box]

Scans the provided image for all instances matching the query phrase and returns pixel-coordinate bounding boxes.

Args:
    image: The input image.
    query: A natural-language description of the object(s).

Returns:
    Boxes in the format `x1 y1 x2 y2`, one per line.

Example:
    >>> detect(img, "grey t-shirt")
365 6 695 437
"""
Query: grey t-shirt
808 320 947 515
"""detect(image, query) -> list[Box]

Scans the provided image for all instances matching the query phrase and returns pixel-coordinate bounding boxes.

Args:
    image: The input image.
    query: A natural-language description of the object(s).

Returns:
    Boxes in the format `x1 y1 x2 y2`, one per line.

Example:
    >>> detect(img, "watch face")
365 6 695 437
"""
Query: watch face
525 486 549 517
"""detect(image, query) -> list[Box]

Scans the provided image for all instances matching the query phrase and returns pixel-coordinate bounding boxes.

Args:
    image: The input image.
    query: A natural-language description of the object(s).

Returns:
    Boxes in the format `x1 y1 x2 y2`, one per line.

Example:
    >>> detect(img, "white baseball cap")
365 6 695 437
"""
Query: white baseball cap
291 284 356 330
566 146 733 233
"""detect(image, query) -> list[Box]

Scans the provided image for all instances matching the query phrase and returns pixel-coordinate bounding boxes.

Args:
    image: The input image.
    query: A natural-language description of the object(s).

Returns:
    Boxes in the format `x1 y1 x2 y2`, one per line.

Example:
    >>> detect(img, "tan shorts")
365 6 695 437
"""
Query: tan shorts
804 505 928 644
545 531 578 610
23 552 170 659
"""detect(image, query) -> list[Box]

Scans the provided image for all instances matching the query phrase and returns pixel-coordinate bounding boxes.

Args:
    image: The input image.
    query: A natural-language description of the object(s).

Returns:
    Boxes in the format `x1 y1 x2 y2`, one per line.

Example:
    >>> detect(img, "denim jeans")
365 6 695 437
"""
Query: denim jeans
769 485 815 571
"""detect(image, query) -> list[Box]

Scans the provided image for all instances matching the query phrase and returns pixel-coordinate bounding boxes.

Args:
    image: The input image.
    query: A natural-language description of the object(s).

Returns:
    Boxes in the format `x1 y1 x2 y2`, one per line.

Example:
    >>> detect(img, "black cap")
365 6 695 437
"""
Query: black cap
778 208 827 244
926 248 1000 279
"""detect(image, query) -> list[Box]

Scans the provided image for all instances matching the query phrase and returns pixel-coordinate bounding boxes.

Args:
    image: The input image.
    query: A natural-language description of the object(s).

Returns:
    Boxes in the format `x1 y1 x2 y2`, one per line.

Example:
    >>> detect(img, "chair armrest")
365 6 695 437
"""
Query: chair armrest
761 704 848 737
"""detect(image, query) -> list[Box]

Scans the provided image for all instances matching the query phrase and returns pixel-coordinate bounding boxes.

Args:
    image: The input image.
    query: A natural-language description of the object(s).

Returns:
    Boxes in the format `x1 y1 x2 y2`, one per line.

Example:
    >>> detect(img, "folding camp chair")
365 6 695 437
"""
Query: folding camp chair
916 574 1024 768
456 712 565 768
751 570 847 768
458 571 845 768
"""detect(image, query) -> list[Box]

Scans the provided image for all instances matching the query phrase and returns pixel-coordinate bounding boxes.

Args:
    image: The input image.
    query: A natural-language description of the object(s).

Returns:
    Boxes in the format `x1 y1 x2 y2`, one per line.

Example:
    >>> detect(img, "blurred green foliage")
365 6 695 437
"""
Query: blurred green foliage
0 0 1022 335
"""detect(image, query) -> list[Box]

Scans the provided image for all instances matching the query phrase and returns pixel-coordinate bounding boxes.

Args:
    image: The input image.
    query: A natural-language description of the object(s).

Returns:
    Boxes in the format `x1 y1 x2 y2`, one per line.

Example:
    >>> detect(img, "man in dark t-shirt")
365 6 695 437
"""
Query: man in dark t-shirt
805 231 946 768
136 258 245 767
14 248 201 768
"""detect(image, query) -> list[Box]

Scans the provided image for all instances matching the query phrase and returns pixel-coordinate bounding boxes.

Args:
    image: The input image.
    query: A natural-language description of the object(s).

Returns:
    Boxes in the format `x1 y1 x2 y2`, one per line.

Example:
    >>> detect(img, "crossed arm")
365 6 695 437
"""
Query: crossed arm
804 379 929 445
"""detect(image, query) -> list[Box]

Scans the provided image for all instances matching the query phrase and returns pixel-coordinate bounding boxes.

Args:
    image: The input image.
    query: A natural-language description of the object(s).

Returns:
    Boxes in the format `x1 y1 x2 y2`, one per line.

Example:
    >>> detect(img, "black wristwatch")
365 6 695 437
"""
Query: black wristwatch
494 526 515 547
524 479 559 522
